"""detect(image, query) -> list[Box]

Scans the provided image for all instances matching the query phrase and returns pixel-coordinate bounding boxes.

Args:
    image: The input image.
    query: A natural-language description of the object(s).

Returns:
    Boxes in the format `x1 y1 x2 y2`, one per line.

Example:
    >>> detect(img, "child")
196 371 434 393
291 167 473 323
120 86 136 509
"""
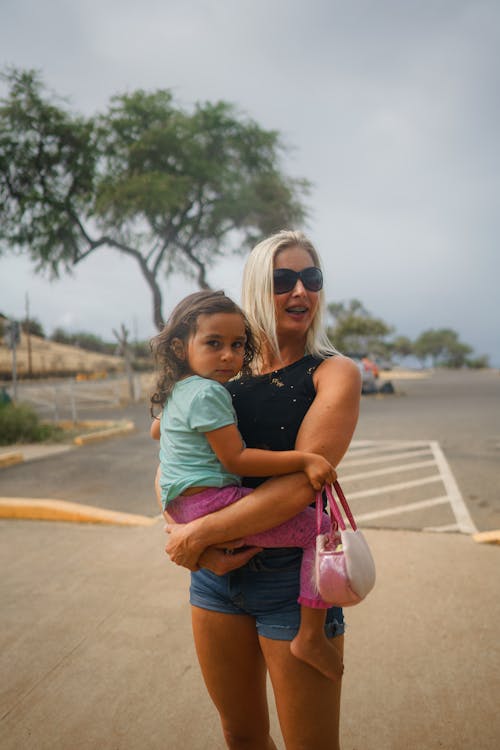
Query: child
151 290 343 681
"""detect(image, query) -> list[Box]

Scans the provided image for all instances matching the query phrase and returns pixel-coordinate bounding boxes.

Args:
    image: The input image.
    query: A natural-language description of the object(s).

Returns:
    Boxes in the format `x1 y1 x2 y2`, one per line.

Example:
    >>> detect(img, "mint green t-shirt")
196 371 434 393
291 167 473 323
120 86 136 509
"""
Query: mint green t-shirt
159 375 241 507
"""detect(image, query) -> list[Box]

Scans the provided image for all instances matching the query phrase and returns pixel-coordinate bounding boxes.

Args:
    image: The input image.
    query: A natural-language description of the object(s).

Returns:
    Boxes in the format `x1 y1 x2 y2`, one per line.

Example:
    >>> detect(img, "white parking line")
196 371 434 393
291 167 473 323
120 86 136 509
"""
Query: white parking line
348 475 442 499
343 439 477 534
341 459 436 482
429 441 477 534
423 523 460 533
341 447 432 468
344 441 426 458
356 496 449 522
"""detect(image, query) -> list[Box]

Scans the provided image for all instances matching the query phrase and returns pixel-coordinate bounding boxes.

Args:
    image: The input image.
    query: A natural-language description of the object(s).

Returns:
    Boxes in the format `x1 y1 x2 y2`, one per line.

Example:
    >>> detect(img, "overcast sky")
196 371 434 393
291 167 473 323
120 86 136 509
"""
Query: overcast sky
1 0 499 364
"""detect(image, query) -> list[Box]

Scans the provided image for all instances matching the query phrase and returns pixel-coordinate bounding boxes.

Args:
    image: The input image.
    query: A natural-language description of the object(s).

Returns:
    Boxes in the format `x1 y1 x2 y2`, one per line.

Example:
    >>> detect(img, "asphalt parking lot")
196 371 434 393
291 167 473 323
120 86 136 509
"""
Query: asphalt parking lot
1 368 499 532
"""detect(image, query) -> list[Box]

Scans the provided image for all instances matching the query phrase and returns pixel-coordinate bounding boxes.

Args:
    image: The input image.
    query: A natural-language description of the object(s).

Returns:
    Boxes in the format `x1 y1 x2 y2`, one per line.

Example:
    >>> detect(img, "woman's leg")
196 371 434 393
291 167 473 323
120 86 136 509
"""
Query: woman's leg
259 634 344 750
191 606 278 750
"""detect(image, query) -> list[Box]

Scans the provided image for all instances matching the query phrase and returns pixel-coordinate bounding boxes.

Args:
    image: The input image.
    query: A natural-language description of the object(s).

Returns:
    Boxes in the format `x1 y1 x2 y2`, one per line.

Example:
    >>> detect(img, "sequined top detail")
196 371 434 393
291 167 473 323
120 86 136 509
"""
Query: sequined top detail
227 354 324 488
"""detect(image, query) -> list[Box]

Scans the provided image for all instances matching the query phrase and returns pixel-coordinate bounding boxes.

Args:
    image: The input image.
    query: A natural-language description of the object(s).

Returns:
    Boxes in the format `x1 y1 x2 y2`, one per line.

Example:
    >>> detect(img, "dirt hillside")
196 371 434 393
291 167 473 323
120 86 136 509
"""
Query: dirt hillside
0 332 125 378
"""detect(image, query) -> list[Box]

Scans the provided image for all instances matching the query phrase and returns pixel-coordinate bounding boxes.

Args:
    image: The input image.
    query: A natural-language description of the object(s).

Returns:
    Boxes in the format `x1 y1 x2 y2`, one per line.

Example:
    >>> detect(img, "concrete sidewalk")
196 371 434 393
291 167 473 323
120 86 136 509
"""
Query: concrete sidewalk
1 520 499 750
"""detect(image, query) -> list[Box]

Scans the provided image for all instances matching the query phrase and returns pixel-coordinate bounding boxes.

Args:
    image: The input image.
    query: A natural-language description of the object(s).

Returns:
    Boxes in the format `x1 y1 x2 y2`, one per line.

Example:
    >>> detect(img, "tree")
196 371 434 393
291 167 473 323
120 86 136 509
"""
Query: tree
21 317 45 338
0 68 309 330
465 354 490 369
413 328 473 368
51 327 115 354
327 299 393 355
391 335 414 362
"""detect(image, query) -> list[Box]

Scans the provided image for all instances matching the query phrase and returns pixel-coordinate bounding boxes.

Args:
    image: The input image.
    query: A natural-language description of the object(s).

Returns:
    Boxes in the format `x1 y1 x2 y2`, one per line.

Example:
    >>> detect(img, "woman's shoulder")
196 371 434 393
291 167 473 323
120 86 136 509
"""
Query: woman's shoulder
314 354 362 389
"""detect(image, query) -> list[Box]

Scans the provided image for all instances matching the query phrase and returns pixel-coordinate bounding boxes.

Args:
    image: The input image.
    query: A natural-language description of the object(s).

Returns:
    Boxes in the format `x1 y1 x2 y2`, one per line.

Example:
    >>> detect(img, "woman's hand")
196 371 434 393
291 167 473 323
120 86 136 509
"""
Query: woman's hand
164 520 207 570
165 521 262 572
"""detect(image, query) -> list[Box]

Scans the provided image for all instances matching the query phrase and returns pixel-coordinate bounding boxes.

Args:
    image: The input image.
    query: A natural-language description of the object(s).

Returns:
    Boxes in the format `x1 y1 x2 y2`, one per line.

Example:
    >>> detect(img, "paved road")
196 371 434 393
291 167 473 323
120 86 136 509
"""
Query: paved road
1 369 499 531
355 369 500 532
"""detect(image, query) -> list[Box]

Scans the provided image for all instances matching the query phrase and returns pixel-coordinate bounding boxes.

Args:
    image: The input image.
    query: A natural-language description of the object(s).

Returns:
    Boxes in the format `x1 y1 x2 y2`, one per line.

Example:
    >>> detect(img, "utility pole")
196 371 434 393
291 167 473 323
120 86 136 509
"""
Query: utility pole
25 292 33 378
4 320 20 401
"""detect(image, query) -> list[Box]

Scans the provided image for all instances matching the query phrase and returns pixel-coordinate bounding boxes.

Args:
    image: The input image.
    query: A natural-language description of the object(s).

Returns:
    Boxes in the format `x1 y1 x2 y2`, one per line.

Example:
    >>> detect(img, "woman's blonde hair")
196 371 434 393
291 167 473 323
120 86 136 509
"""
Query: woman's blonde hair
242 230 337 365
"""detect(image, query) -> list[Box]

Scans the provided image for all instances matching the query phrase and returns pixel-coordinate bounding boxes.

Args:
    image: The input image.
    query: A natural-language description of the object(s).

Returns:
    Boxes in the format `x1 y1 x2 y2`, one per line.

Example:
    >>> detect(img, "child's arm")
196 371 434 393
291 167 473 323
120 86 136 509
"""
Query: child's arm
151 417 161 440
205 424 336 491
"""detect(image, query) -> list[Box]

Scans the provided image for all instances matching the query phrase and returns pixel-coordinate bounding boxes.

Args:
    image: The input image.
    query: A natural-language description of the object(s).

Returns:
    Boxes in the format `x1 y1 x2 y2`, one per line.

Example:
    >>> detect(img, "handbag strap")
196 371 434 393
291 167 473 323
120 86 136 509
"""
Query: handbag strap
316 481 358 534
332 480 358 531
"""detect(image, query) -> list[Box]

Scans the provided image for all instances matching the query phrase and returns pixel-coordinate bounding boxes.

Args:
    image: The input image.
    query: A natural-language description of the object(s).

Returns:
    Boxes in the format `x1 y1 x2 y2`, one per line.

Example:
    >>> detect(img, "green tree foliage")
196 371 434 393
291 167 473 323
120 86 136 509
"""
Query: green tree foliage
327 299 393 355
391 335 414 361
413 328 473 368
465 354 490 369
21 317 45 337
51 327 116 355
0 68 309 330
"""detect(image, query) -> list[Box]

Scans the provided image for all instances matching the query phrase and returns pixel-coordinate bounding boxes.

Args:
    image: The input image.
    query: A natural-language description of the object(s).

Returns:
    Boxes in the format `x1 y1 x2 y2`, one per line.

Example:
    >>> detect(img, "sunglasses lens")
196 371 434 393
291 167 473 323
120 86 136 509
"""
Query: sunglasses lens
302 267 323 291
273 269 297 294
273 267 323 294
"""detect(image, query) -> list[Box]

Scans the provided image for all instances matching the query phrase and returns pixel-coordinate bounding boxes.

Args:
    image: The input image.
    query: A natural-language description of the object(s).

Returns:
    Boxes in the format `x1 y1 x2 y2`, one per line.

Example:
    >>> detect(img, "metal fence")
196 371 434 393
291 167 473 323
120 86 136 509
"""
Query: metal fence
5 374 153 421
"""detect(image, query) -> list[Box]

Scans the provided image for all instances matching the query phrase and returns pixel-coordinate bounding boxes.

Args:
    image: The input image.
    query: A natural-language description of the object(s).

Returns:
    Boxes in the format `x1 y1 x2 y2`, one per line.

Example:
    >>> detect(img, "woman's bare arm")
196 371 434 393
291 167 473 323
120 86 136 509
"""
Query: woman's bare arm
165 356 361 569
297 355 361 465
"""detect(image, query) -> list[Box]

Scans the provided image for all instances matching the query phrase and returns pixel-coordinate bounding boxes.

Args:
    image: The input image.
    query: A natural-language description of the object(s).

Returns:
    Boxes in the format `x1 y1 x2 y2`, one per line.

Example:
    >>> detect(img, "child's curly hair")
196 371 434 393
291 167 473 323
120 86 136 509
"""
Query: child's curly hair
150 290 258 415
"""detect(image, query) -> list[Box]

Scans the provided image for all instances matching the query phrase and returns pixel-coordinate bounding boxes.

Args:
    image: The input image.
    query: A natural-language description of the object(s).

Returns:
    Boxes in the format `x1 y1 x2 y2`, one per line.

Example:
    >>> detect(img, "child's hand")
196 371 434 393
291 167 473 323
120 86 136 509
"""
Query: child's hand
303 454 337 491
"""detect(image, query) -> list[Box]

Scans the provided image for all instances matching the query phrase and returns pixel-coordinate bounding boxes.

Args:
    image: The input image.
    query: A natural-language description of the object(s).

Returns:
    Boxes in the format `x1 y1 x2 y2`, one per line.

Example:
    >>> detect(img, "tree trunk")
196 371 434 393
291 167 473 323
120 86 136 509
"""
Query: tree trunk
130 252 165 331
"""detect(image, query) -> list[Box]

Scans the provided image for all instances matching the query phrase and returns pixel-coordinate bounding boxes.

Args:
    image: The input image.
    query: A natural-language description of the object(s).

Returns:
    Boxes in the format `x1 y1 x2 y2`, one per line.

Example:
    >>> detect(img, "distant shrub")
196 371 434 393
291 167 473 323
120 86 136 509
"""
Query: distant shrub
465 355 490 369
0 402 63 445
21 317 46 337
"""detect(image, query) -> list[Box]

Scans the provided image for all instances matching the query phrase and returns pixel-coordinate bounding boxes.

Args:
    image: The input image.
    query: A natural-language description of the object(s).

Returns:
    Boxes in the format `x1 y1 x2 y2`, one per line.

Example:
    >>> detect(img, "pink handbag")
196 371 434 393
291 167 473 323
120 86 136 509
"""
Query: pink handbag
315 481 376 607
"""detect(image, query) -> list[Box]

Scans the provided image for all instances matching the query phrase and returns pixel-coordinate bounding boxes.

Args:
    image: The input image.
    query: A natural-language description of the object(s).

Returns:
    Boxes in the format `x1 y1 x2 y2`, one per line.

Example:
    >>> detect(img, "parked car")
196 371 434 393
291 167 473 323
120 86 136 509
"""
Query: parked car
351 357 378 394
362 356 379 379
374 357 393 371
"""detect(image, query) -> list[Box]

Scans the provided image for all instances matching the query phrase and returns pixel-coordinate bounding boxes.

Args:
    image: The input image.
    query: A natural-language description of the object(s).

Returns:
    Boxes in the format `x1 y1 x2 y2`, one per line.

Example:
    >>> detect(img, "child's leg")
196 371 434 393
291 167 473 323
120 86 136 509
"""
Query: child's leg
166 485 253 524
171 489 330 607
243 505 331 607
290 606 344 681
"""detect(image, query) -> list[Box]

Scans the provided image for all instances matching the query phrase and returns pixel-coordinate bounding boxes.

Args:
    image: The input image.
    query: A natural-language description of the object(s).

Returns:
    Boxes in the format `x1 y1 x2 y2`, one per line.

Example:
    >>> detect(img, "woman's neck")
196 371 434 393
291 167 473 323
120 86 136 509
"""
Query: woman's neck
260 339 307 374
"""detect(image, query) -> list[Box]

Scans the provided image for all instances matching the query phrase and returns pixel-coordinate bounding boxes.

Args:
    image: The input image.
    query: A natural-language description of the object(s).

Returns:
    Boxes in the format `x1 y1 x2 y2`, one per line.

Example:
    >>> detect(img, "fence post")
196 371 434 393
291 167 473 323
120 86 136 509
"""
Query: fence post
53 385 60 421
69 381 78 424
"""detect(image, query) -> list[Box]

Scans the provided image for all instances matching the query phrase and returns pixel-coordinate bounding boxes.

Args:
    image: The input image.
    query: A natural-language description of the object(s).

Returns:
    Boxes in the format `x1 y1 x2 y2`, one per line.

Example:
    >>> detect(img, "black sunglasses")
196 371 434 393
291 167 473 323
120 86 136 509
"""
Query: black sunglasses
273 267 323 295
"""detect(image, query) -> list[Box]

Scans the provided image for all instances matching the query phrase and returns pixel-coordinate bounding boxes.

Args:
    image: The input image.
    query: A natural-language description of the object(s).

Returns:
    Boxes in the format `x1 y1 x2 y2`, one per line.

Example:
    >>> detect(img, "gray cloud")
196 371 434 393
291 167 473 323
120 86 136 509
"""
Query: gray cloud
1 0 498 362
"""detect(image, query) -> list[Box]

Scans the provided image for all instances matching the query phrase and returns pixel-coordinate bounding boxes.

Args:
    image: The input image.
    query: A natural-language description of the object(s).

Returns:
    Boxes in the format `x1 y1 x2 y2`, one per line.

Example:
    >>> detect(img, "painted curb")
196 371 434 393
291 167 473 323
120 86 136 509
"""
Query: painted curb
0 452 24 468
73 421 135 446
473 530 500 545
0 498 160 526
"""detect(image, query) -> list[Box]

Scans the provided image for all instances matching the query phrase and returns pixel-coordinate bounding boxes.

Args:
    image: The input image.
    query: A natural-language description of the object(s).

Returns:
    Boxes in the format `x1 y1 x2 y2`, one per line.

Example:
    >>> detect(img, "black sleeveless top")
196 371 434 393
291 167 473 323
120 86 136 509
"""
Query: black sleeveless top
226 354 324 488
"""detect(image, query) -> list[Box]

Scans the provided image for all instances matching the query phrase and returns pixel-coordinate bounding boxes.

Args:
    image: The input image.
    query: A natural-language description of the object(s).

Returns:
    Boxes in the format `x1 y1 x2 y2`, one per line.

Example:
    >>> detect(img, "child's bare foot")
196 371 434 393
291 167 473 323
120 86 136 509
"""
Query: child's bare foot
290 632 344 681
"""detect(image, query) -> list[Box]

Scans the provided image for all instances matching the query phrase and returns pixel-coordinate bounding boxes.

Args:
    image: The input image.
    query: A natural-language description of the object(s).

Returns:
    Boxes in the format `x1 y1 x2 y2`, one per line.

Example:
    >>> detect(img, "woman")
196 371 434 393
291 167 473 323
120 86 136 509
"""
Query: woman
164 230 361 750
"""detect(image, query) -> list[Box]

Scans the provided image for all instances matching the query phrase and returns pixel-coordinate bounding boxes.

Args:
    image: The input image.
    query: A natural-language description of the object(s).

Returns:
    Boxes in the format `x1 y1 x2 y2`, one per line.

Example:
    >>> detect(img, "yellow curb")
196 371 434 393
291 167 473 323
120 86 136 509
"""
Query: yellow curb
56 419 117 430
473 530 500 545
0 452 24 468
74 420 135 446
0 498 160 526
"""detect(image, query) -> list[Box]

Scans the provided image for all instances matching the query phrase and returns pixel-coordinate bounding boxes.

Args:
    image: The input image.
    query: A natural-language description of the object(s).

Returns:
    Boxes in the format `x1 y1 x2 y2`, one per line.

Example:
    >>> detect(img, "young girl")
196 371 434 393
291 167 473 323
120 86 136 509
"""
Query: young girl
151 289 343 681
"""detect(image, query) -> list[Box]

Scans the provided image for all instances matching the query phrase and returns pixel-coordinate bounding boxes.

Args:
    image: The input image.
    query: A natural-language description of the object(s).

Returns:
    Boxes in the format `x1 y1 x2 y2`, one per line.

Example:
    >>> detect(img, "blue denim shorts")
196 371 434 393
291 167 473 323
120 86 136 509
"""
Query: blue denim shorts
190 547 345 641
